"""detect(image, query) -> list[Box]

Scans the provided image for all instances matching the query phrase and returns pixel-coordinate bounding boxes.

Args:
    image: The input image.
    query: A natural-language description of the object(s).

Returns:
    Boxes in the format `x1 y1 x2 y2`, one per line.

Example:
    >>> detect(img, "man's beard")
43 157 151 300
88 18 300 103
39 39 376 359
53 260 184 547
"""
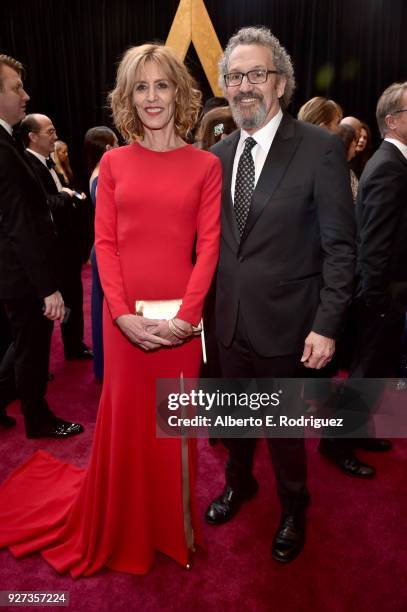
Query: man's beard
230 92 268 130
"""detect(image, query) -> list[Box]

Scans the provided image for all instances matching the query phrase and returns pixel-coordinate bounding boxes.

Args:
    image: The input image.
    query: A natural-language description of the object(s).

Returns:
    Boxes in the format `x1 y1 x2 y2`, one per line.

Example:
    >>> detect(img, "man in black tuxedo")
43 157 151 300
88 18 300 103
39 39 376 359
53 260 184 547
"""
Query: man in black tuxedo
351 82 407 377
204 27 356 562
321 82 407 468
21 113 93 361
0 54 83 438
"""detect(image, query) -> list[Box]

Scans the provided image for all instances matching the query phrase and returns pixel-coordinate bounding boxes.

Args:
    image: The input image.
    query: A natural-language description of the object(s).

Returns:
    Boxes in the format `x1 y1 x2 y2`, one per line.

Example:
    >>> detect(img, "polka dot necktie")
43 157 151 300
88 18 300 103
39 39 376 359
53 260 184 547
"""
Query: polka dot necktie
234 136 256 237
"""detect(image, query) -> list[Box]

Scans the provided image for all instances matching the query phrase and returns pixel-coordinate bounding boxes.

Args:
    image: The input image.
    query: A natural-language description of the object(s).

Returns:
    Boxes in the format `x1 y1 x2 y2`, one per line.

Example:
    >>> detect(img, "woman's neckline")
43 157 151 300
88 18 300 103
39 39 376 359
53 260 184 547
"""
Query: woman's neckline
133 141 191 154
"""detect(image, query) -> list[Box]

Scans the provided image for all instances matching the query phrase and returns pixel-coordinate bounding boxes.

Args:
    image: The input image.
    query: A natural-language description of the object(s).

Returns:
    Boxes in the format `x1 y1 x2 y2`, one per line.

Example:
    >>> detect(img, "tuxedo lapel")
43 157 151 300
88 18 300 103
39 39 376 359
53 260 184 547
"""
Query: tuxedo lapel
0 126 42 186
26 151 59 195
240 114 302 245
219 131 240 248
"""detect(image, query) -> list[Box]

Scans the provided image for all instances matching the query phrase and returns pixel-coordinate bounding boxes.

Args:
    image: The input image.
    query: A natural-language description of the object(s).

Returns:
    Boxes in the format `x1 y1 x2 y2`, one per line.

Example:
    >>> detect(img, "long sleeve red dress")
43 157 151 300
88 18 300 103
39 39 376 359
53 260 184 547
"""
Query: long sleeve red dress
0 142 221 577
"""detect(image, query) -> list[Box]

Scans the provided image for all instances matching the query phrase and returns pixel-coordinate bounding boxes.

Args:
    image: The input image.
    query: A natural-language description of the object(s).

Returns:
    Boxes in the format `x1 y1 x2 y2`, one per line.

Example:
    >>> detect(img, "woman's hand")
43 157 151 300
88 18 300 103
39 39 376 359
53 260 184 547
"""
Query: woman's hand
171 317 193 337
116 314 172 351
151 320 184 346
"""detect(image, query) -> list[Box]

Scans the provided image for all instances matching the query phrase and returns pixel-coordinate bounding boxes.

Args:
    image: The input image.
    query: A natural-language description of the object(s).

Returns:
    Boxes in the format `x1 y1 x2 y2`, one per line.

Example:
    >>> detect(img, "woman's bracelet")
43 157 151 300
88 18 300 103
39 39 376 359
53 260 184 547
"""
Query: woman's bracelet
168 318 192 339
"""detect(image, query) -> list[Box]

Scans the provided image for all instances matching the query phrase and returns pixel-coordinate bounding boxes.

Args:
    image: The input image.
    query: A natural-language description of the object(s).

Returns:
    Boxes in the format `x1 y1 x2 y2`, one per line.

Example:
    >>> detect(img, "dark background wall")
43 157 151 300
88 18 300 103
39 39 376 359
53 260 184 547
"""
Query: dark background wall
1 0 406 187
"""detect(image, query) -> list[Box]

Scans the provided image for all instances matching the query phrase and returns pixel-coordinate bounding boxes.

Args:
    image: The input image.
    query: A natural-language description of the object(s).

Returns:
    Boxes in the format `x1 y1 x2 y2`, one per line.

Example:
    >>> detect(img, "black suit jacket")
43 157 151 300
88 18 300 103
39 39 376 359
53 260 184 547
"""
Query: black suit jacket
25 151 88 266
212 113 356 357
0 125 58 300
356 139 407 312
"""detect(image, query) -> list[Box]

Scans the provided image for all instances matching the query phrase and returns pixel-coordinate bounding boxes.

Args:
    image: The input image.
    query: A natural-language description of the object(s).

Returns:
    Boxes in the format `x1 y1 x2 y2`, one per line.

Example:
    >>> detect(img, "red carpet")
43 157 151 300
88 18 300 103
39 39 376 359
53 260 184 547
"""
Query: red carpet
0 265 406 611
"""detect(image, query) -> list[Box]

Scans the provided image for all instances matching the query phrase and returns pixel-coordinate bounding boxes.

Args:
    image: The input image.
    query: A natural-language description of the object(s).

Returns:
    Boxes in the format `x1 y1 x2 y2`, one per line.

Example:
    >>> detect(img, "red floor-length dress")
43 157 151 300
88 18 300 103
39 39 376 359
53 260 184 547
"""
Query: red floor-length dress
0 143 221 577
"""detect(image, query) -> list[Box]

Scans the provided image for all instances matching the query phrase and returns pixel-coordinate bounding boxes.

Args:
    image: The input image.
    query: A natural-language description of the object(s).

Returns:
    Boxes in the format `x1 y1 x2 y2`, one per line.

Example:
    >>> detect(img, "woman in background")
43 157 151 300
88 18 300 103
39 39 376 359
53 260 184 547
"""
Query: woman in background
297 96 343 132
84 126 118 381
52 140 74 186
195 106 236 378
351 121 372 178
195 105 236 446
336 123 359 202
195 105 237 150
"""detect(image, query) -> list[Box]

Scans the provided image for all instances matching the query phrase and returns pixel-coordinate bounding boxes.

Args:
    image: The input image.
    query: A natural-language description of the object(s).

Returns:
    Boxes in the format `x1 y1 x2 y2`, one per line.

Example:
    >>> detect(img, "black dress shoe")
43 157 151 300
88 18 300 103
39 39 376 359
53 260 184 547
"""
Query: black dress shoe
356 438 392 452
272 512 306 563
65 347 93 361
0 412 17 428
26 419 84 439
318 443 376 478
205 479 258 525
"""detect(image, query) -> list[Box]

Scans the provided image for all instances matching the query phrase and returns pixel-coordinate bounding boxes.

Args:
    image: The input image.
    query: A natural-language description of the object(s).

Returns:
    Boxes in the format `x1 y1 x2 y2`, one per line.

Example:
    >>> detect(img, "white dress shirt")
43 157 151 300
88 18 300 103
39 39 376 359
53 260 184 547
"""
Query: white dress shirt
26 148 63 191
231 109 283 202
385 137 407 160
0 118 13 136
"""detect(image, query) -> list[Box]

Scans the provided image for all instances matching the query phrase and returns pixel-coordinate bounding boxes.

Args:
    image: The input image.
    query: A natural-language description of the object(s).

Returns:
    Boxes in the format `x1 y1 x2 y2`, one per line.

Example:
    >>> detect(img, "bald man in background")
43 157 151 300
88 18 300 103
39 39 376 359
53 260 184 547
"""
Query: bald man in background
21 113 93 362
341 116 362 139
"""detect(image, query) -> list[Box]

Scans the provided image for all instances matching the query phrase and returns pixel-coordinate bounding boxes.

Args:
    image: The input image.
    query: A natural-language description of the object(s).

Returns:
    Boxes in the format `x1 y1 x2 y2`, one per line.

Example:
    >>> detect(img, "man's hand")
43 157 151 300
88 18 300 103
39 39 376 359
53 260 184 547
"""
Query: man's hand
61 187 75 197
73 191 87 200
116 314 172 351
43 291 65 322
301 331 335 369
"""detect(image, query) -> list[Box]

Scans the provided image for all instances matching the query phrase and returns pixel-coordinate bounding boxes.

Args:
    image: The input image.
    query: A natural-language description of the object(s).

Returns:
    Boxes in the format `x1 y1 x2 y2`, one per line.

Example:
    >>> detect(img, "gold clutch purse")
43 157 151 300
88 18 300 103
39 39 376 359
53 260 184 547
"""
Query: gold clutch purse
134 299 206 362
135 299 182 320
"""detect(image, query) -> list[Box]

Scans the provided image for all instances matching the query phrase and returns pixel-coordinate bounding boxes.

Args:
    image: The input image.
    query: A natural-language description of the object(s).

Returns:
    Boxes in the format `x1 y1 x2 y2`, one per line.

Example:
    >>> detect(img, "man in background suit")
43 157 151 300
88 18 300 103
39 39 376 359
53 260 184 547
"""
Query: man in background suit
352 82 407 377
319 83 407 474
0 54 83 438
21 113 93 361
205 27 356 562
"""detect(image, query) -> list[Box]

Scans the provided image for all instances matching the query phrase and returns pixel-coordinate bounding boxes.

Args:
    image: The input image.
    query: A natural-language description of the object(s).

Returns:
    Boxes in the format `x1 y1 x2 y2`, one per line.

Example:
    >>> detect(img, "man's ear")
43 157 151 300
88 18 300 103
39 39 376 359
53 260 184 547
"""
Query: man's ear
277 76 287 100
385 113 396 131
29 131 37 145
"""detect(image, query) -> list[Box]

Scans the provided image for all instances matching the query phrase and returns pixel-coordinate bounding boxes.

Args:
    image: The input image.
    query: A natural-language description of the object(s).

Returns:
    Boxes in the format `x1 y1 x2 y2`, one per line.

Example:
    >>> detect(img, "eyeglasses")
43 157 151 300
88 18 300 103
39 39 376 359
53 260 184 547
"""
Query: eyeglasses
224 69 279 87
33 128 57 136
393 109 407 114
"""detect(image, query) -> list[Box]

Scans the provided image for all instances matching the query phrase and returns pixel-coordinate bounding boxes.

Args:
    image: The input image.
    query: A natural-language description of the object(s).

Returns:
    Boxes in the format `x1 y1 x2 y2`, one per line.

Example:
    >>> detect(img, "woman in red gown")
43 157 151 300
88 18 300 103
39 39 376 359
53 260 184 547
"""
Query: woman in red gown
0 44 221 576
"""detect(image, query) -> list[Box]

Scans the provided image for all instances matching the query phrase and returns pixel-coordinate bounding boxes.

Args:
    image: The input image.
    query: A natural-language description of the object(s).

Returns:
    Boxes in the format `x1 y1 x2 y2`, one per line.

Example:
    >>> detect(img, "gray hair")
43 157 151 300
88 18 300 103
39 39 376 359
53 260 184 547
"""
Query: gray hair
376 82 407 137
219 26 295 109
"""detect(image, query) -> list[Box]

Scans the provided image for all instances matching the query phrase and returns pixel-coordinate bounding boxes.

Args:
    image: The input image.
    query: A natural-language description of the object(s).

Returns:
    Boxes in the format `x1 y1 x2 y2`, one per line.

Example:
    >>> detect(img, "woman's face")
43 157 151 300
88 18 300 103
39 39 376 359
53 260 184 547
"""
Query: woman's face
132 60 176 132
356 127 368 152
57 144 68 163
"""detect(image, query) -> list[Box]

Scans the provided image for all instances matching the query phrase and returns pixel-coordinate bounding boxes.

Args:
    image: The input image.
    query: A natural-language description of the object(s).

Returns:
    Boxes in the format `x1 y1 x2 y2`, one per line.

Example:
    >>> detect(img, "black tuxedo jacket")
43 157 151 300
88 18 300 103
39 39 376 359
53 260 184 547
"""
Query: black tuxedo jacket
0 125 58 300
356 139 407 312
25 151 87 266
212 113 356 357
25 150 71 208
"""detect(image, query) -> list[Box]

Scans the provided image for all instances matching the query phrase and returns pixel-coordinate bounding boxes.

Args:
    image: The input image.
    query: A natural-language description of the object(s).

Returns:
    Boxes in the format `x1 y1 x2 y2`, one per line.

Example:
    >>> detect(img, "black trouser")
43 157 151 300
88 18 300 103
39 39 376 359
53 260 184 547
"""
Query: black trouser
0 296 55 432
59 259 85 356
349 298 405 378
0 302 12 361
321 298 405 454
218 311 308 515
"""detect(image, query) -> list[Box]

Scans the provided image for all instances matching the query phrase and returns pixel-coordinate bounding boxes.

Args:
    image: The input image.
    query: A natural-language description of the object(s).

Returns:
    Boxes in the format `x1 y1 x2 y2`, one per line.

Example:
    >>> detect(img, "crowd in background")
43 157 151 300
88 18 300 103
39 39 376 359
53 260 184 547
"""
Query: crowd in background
0 90 388 397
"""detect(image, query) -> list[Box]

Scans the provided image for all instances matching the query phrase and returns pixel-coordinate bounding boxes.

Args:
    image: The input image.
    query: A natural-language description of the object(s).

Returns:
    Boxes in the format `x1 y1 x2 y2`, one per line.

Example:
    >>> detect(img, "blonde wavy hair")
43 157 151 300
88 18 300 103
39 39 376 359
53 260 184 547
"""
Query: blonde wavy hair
109 44 202 142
